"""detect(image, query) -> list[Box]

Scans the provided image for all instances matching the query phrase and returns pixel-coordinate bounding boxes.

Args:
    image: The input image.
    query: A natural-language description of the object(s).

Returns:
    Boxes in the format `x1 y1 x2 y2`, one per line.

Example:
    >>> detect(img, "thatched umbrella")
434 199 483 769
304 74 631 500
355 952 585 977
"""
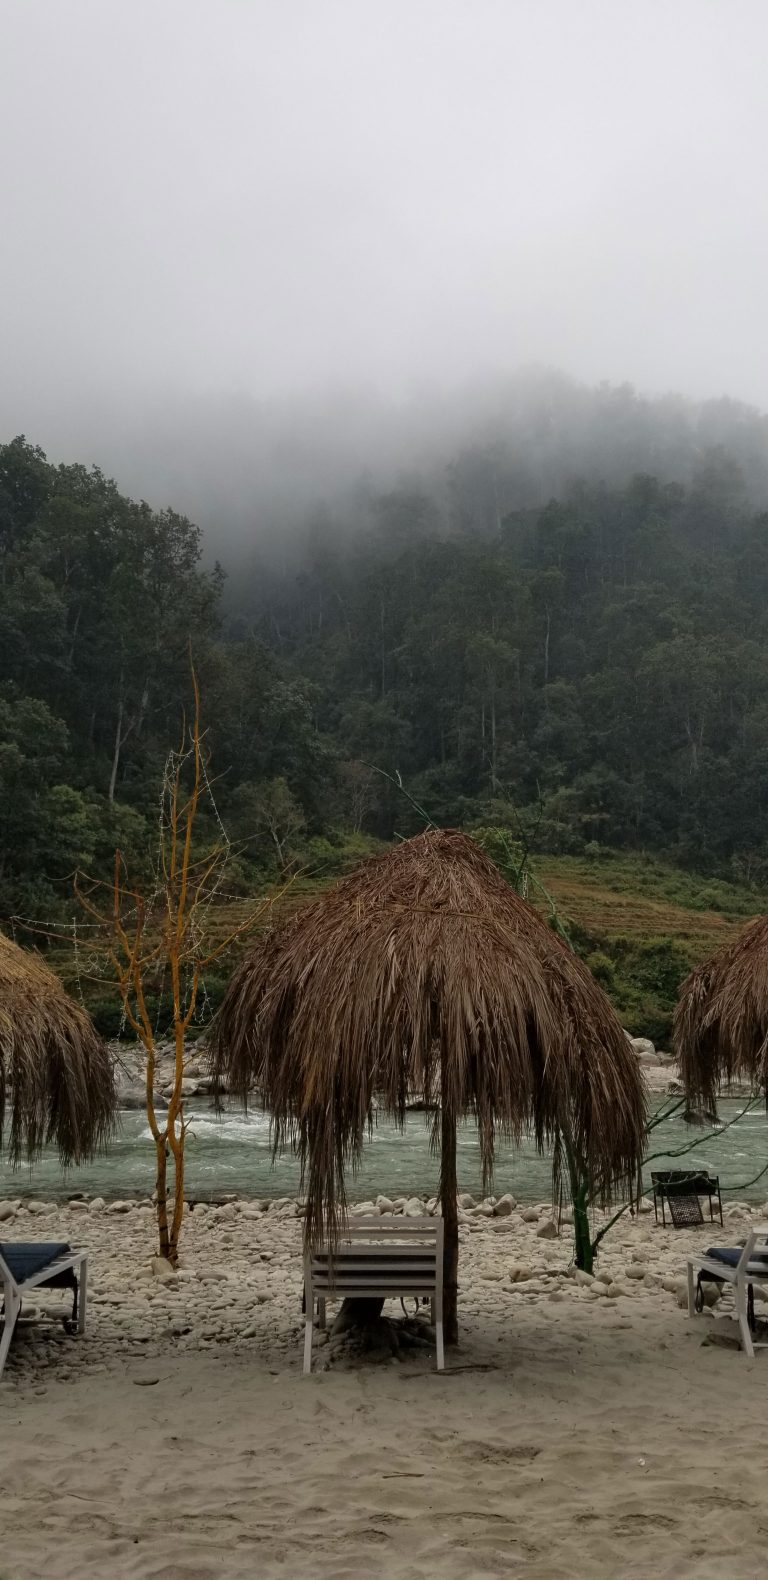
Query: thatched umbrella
210 830 646 1342
0 932 117 1166
675 915 768 1108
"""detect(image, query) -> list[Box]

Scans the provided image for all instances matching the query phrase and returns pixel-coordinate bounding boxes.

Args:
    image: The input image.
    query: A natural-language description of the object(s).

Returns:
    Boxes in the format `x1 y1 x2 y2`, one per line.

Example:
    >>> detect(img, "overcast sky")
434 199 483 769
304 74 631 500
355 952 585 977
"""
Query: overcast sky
2 0 768 458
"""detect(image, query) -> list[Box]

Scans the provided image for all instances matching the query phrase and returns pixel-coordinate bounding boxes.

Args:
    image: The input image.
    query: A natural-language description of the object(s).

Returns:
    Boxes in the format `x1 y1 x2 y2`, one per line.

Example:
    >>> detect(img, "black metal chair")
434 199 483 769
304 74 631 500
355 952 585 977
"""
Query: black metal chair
651 1170 723 1228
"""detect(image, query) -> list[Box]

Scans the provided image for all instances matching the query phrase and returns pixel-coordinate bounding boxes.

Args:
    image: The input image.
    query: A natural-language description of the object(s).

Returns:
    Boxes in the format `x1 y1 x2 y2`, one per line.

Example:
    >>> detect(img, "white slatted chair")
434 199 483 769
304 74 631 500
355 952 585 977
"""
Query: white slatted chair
0 1241 88 1382
303 1216 444 1373
687 1225 768 1357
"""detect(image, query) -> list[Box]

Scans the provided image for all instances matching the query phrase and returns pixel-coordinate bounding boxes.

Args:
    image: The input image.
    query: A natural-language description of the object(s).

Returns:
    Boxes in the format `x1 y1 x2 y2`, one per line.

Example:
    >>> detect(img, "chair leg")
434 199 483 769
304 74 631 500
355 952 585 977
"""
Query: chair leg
77 1258 87 1335
686 1261 696 1318
434 1288 445 1371
0 1288 21 1383
736 1282 755 1358
303 1317 314 1374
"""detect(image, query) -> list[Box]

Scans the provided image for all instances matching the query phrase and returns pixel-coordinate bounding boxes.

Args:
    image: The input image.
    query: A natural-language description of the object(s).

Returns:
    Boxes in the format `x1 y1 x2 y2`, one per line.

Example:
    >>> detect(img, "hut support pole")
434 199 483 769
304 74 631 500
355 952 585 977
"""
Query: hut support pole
440 1105 459 1345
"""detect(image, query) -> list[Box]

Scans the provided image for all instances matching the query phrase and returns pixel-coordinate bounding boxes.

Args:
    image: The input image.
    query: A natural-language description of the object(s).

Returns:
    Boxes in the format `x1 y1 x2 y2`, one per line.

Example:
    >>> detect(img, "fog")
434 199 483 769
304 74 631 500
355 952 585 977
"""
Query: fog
2 0 768 539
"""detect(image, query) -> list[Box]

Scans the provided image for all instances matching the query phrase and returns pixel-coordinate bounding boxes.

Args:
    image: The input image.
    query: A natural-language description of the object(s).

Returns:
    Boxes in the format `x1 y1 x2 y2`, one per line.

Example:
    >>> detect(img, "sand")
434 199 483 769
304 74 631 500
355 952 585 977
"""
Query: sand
2 1193 767 1579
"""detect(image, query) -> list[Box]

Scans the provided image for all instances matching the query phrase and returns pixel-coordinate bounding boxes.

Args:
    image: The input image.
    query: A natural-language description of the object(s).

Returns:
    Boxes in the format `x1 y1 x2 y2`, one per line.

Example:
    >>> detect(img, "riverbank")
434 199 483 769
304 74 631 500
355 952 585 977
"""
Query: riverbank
3 1192 768 1578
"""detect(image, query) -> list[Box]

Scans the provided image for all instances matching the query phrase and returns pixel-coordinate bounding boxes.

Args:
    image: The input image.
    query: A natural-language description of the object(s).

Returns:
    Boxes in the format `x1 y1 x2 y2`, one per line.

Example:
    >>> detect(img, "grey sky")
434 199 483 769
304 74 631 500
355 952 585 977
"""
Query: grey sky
2 0 768 461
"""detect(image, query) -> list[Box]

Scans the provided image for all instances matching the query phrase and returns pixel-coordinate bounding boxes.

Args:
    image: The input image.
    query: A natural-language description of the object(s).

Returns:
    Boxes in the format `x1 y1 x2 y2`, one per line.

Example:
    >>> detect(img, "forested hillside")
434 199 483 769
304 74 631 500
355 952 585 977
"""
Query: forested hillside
3 412 768 934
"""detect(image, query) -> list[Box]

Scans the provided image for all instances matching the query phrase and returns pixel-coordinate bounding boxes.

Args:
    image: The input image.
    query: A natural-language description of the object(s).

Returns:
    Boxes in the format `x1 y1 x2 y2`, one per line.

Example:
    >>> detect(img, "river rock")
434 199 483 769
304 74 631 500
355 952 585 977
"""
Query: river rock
521 1208 540 1223
629 1036 656 1059
0 1201 19 1222
107 1200 134 1214
536 1218 558 1239
88 1197 106 1215
151 1256 177 1285
625 1263 647 1280
493 1194 516 1216
458 1193 476 1209
508 1265 534 1283
26 1201 54 1216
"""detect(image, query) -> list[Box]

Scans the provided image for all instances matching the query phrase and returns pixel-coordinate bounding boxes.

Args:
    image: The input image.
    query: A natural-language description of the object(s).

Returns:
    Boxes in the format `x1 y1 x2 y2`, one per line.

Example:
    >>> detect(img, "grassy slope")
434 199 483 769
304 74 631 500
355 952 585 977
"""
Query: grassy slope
45 850 764 1046
534 853 763 1043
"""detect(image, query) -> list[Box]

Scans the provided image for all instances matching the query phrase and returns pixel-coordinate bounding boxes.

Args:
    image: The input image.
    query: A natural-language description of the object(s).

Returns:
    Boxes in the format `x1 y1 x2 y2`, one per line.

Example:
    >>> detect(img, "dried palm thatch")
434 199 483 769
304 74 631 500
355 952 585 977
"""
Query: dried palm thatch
675 914 768 1109
0 931 117 1166
211 830 646 1342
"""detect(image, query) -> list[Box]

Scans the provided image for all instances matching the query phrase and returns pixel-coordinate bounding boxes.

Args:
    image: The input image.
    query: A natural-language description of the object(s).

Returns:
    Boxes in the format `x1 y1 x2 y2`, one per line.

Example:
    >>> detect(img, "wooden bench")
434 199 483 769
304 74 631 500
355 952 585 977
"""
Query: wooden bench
303 1216 444 1373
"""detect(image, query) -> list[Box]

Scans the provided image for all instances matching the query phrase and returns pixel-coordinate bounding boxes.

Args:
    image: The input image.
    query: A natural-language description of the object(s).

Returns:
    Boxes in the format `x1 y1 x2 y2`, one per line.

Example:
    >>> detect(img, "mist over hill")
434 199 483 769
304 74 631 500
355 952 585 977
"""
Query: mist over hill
23 370 768 584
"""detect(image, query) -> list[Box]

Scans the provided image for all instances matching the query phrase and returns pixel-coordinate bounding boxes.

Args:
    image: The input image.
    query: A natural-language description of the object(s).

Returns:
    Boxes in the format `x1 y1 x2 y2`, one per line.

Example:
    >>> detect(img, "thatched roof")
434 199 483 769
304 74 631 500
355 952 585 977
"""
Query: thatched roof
675 914 768 1107
0 931 116 1166
210 830 646 1241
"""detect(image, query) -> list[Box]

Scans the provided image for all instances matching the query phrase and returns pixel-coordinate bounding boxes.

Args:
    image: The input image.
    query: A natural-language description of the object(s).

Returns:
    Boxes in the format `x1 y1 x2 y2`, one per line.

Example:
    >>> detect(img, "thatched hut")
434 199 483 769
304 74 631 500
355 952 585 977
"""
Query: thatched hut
675 915 768 1108
0 932 116 1166
210 830 646 1342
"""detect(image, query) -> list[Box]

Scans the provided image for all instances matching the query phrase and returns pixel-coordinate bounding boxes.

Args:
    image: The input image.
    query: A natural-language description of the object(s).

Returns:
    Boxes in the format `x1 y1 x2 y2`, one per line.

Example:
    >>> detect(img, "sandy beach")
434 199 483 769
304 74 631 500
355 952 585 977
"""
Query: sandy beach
2 1190 767 1579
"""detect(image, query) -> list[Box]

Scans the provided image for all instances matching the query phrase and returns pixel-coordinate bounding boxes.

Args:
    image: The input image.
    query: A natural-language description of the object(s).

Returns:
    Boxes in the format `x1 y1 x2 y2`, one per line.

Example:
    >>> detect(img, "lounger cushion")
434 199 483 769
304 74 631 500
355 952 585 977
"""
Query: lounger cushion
0 1243 72 1283
705 1247 768 1272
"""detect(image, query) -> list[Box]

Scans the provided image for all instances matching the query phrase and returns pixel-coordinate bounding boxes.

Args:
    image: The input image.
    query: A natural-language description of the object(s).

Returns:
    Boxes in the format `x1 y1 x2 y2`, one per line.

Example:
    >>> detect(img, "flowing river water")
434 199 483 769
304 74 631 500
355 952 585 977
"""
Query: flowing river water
2 1097 767 1204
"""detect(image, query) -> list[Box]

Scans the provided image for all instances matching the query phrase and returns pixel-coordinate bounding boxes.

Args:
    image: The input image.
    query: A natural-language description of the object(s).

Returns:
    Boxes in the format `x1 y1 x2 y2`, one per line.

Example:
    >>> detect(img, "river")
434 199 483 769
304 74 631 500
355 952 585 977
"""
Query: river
2 1097 767 1204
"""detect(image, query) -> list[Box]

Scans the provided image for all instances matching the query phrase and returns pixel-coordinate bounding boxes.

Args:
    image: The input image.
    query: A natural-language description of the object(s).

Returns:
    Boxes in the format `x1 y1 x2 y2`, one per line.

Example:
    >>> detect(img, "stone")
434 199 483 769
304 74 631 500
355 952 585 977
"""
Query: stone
161 1079 201 1099
493 1194 516 1216
150 1256 177 1285
536 1218 558 1239
67 1199 89 1212
458 1193 476 1209
107 1200 134 1214
376 1196 394 1213
26 1200 54 1216
574 1269 595 1287
625 1263 647 1280
606 1282 631 1299
88 1197 106 1215
215 1203 238 1221
700 1281 721 1308
507 1265 534 1283
521 1208 540 1223
0 1201 18 1222
629 1036 656 1058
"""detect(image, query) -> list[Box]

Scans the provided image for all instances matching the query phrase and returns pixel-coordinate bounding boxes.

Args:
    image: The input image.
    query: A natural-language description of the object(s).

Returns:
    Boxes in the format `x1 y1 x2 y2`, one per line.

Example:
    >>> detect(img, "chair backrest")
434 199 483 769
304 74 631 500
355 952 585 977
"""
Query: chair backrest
307 1216 443 1298
737 1227 768 1277
667 1190 704 1228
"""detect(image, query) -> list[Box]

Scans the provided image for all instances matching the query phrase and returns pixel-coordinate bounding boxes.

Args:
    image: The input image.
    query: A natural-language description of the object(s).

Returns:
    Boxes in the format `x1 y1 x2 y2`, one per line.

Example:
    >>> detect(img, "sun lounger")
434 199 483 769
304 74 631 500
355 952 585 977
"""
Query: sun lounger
686 1226 768 1357
0 1241 87 1381
303 1216 444 1374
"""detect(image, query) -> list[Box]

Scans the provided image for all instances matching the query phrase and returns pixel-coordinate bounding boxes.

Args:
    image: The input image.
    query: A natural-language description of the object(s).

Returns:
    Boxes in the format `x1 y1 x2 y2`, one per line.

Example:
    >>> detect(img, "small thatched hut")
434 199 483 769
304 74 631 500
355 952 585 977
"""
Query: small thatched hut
210 830 646 1341
0 932 116 1166
675 914 768 1108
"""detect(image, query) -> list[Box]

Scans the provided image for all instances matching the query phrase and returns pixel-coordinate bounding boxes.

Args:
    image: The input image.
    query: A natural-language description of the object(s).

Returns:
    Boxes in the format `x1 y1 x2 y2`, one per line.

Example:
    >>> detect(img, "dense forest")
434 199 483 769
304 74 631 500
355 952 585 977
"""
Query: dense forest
4 393 768 937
